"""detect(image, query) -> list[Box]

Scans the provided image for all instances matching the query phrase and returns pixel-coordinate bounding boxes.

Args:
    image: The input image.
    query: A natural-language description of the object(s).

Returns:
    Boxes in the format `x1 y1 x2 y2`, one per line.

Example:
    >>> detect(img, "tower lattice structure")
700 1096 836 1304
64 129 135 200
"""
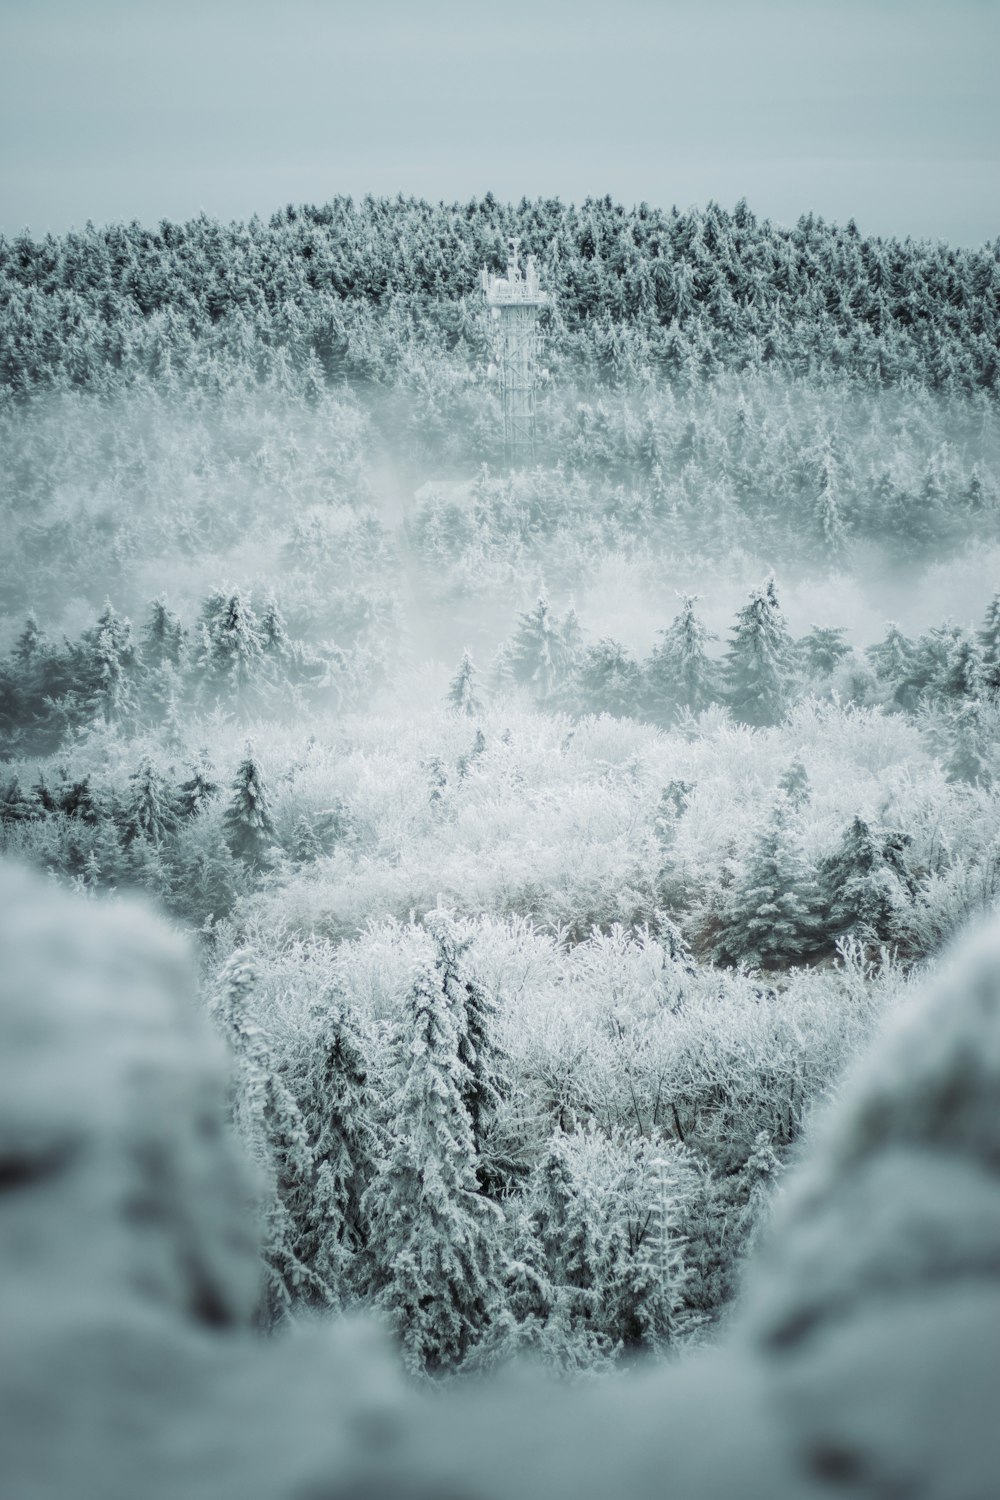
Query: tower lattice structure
481 238 547 463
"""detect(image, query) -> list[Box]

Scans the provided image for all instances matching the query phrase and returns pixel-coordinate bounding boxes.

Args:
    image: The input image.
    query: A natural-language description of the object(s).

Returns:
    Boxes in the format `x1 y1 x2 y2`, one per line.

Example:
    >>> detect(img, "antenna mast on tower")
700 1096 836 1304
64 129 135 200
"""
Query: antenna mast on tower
481 238 548 465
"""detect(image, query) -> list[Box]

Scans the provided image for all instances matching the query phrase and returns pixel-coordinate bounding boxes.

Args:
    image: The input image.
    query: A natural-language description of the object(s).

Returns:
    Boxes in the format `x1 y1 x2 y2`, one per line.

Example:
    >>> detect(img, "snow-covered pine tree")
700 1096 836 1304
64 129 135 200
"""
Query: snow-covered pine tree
0 775 35 827
210 950 332 1322
83 601 137 726
865 621 914 705
798 624 851 681
817 815 911 944
141 597 186 670
363 957 500 1376
488 640 516 698
621 1150 692 1355
447 649 483 718
122 756 176 846
14 612 44 667
298 994 376 1298
645 595 717 723
812 447 848 561
531 1132 618 1372
509 596 562 704
714 794 821 967
940 630 985 701
724 579 795 727
944 700 992 787
978 590 1000 692
424 912 508 1185
175 753 220 818
258 595 291 687
201 589 263 710
575 638 643 717
223 747 274 867
777 756 811 809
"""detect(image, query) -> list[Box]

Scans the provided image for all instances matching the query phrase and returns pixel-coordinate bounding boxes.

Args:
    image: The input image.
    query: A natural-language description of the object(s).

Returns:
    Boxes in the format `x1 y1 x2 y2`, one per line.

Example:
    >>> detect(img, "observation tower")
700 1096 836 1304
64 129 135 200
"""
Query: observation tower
481 238 548 464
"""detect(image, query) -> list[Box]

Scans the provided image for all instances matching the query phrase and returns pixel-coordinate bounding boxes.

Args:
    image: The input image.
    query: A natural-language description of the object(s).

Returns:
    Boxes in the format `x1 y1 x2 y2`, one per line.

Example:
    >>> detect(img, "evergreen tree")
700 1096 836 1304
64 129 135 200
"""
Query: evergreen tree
645 595 717 722
425 912 507 1183
818 815 911 943
122 756 175 846
812 447 848 561
83 601 137 726
509 596 563 703
619 1151 691 1354
58 775 102 824
14 612 44 667
940 630 985 701
715 795 821 967
978 591 1000 692
530 1132 617 1371
223 747 274 867
175 753 220 818
298 995 376 1297
488 640 516 698
141 597 185 670
945 701 992 787
447 649 483 717
363 958 500 1375
211 950 332 1321
778 757 811 809
200 589 263 709
724 580 795 727
798 624 851 680
575 638 643 717
866 621 912 683
0 775 34 827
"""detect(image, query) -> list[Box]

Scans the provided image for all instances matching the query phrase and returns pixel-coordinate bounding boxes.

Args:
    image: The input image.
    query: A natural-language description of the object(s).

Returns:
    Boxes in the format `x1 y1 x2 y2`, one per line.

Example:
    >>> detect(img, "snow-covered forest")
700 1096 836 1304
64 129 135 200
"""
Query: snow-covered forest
3 195 1000 1390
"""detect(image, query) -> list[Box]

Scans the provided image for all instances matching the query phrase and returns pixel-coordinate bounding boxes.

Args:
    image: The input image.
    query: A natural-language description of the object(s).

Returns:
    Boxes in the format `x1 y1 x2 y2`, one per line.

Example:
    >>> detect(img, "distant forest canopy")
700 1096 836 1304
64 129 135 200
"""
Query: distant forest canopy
2 195 998 402
3 196 999 622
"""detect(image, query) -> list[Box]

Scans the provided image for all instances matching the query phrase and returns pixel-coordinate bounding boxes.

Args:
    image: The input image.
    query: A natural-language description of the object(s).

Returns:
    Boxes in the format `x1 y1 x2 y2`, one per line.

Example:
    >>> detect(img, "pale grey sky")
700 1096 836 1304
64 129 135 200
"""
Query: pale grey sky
1 0 997 243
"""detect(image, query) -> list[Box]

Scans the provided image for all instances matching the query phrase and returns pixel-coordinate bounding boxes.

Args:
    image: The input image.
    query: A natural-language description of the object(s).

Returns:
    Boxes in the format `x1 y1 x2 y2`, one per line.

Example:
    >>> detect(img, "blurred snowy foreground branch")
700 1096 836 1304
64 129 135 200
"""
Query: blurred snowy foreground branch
1 860 997 1500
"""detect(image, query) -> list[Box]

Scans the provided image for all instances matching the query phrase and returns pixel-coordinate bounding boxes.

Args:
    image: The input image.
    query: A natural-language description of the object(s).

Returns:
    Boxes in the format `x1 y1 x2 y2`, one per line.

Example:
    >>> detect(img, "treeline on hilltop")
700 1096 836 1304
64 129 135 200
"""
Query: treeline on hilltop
2 196 998 408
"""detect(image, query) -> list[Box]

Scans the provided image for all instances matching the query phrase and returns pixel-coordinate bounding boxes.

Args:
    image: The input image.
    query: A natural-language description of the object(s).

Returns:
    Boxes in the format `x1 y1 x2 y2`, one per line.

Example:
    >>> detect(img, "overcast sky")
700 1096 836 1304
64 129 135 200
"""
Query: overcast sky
1 0 997 244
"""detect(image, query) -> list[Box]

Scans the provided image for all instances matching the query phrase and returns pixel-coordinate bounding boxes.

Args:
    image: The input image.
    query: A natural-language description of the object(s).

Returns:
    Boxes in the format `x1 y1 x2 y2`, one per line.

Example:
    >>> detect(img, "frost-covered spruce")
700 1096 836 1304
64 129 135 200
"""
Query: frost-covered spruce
447 649 483 718
978 589 1000 691
865 621 913 700
645 594 717 722
122 756 175 846
797 624 850 680
223 747 274 867
363 957 500 1376
818 815 911 944
200 589 263 708
575 638 643 717
299 996 375 1296
83 600 137 726
531 1133 617 1371
777 756 811 810
940 629 985 701
945 700 993 787
724 579 795 728
715 793 821 968
13 611 44 667
141 597 186 670
211 949 331 1321
175 753 220 819
509 596 562 703
425 913 507 1182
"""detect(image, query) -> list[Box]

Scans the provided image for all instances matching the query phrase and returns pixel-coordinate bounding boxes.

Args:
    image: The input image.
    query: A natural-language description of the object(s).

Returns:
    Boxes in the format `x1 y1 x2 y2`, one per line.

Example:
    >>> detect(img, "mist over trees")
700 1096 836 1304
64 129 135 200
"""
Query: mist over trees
2 189 1000 1433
